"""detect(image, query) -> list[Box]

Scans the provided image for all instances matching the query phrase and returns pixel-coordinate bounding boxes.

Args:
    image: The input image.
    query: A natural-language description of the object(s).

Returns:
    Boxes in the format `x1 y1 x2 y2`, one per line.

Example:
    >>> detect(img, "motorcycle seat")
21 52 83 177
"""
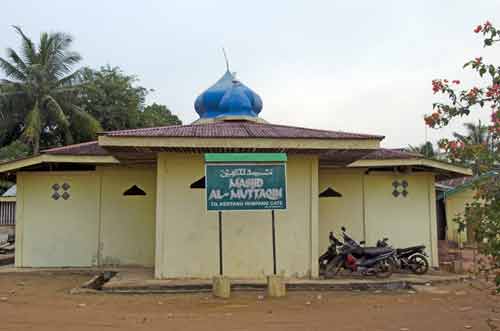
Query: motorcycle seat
362 247 394 257
396 245 425 254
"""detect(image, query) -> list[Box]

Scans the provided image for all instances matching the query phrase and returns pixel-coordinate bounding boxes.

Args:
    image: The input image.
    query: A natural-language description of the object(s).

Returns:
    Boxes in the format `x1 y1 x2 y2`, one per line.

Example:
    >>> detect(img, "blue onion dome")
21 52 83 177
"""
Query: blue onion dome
195 70 263 120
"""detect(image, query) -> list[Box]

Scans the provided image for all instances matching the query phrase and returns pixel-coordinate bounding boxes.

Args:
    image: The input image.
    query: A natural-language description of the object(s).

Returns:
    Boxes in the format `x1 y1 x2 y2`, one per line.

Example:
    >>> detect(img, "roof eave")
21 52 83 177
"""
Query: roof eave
347 158 473 177
0 154 120 174
98 135 382 150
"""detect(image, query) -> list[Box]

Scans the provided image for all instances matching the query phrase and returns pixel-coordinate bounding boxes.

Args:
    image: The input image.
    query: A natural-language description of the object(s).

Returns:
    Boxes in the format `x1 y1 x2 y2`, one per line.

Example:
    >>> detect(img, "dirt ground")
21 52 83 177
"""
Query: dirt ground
0 272 498 331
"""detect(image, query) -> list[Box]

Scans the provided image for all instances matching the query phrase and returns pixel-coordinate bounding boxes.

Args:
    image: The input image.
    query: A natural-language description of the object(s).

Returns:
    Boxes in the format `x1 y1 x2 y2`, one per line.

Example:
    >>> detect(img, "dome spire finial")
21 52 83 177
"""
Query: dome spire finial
222 47 230 72
194 56 263 121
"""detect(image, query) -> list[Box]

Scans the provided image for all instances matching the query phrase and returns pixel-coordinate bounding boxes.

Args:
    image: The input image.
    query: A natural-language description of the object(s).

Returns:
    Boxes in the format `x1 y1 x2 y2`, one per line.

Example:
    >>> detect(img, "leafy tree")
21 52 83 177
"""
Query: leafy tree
0 180 13 195
425 20 500 291
0 91 26 149
76 66 147 131
75 66 181 131
408 141 437 159
140 103 181 127
0 26 101 154
0 140 30 162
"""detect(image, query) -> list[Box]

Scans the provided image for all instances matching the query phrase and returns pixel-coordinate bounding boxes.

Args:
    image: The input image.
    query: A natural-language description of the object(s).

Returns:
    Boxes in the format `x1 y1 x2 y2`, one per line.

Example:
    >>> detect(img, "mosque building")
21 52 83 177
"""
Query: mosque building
0 69 470 278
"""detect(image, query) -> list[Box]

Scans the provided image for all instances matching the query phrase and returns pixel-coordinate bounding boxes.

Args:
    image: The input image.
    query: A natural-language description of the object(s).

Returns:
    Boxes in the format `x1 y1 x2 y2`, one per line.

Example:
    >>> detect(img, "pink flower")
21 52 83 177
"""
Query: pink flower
486 84 500 97
432 79 445 94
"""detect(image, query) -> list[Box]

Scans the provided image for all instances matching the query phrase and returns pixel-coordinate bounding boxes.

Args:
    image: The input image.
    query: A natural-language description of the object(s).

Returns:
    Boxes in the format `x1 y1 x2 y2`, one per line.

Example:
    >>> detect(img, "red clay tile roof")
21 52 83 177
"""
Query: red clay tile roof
102 121 384 140
42 141 109 156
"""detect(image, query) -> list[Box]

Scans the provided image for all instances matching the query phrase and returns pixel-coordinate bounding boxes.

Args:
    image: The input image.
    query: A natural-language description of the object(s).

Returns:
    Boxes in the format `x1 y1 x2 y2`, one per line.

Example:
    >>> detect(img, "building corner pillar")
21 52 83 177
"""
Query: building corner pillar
309 157 320 278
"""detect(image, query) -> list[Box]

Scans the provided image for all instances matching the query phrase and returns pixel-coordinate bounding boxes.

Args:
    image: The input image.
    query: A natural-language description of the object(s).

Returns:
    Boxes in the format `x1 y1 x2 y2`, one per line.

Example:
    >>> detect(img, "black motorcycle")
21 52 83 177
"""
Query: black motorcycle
377 238 429 275
321 228 396 278
319 232 343 275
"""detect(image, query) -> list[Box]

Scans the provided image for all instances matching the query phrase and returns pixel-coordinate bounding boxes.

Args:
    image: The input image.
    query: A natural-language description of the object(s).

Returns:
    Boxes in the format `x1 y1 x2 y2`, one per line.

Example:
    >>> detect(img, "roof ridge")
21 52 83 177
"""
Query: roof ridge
102 121 384 139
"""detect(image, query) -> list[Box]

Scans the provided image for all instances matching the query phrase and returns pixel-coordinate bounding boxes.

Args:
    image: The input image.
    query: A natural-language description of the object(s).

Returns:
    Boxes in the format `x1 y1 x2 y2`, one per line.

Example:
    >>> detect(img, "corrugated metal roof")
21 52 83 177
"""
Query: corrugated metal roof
319 148 422 166
41 140 415 165
438 176 472 189
361 149 423 160
42 141 108 156
102 121 384 140
438 170 498 189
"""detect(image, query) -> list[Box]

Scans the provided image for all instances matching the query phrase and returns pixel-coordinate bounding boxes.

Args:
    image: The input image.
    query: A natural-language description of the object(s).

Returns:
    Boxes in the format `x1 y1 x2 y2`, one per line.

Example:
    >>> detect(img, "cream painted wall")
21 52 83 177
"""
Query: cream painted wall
155 153 319 279
445 189 475 243
15 166 156 267
364 173 438 266
16 172 100 267
98 165 156 266
318 170 439 267
319 169 365 254
14 157 440 272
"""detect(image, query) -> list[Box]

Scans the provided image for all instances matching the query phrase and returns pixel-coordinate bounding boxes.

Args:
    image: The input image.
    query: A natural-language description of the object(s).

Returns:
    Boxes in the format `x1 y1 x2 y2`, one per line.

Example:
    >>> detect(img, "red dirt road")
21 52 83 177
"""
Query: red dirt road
0 272 498 331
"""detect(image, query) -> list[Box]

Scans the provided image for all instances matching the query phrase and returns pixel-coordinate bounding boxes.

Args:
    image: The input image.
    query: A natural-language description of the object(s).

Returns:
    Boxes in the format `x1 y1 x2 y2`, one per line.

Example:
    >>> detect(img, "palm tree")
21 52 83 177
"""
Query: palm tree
452 121 491 146
0 26 101 154
452 121 495 174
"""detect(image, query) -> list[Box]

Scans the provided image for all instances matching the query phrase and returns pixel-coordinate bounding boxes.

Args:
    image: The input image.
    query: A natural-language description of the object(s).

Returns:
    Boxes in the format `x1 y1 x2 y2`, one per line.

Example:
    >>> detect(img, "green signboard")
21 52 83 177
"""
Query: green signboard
205 163 287 211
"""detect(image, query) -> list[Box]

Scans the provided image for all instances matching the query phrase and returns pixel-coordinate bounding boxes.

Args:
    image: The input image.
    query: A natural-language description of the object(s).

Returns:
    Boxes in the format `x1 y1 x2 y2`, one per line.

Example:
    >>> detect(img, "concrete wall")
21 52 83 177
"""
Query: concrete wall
155 153 319 279
364 173 438 266
319 169 365 251
98 165 156 266
14 155 440 271
16 172 100 267
319 169 439 267
15 165 156 267
444 189 475 243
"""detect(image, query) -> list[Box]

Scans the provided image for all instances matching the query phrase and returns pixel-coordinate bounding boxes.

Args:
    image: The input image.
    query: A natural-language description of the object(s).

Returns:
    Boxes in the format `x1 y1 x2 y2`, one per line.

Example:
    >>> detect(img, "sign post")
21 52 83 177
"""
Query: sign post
205 153 287 277
205 163 287 211
218 211 223 275
271 210 277 275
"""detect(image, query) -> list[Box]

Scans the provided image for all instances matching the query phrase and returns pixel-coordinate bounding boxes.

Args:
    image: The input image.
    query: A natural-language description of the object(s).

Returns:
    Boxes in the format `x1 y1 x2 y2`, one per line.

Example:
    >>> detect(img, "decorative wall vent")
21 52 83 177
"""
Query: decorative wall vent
319 187 343 198
51 182 71 201
123 185 147 196
392 180 408 198
51 191 60 201
190 177 206 189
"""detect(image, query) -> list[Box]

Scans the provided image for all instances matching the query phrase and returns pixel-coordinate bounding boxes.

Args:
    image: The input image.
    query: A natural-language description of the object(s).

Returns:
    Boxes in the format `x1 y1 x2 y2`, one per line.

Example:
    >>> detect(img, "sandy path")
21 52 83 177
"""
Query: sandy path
0 272 498 331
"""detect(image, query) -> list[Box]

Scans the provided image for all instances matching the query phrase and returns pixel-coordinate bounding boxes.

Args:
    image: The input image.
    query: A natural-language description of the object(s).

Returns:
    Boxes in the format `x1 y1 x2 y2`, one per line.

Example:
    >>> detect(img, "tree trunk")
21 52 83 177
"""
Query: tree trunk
33 137 40 155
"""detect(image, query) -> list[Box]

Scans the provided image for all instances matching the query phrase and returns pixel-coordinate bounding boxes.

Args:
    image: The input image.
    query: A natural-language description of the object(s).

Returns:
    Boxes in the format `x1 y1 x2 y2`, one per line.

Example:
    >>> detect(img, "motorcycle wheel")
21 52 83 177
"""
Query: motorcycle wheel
324 255 344 278
408 253 429 275
374 259 394 278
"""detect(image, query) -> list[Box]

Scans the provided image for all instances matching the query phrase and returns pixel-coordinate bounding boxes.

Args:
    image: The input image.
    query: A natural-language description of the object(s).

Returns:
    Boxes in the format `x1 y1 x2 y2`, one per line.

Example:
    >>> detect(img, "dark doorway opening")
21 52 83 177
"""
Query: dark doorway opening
436 195 447 241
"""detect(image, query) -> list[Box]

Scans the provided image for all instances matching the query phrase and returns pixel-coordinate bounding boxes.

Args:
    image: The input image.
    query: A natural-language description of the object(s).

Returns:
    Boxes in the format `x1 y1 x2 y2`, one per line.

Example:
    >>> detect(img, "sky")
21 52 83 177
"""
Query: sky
1 0 499 148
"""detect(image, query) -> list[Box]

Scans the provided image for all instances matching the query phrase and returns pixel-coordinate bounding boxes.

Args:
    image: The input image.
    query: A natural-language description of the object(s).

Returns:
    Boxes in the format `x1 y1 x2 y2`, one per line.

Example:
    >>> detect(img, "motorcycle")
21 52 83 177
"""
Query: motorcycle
319 232 343 275
323 227 396 278
376 238 429 275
